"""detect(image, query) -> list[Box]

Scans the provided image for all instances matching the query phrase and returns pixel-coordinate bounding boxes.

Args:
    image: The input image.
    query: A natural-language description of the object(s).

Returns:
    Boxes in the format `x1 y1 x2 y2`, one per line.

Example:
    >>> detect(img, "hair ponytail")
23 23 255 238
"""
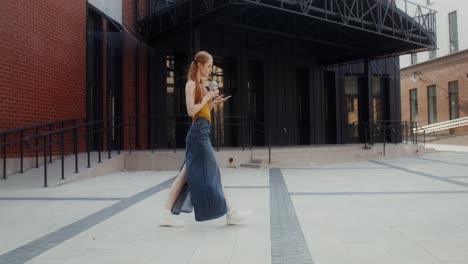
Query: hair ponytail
187 51 212 104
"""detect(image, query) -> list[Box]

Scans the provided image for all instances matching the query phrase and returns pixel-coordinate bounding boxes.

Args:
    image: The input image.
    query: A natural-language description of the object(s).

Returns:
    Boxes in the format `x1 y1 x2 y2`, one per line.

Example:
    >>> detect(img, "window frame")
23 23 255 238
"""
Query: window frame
449 11 459 53
427 85 437 124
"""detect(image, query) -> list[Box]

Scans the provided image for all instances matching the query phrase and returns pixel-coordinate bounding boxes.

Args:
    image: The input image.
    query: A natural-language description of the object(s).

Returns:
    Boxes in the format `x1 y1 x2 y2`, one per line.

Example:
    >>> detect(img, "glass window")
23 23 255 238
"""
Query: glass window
166 55 175 146
345 76 359 137
429 49 437 59
427 85 437 124
449 81 459 120
372 76 383 121
449 11 458 53
411 53 417 64
410 89 418 124
211 64 226 144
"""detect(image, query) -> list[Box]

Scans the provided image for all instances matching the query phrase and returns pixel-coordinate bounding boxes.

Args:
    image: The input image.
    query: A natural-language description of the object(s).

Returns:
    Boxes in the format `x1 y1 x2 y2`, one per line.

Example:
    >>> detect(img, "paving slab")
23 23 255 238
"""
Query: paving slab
1 148 468 264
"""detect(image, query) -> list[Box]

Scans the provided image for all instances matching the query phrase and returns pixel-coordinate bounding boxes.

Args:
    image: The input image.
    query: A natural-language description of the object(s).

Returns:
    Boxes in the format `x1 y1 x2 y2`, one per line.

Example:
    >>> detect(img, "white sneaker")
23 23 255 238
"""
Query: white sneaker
226 209 252 225
159 210 184 227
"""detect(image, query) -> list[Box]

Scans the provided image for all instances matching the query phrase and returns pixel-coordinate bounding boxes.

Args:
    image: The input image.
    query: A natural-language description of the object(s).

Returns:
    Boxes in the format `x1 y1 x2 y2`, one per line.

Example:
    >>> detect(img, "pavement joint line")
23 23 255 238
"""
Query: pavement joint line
270 168 314 264
280 167 390 170
290 191 468 196
414 157 468 167
0 197 125 201
0 177 175 264
370 160 468 188
224 186 269 189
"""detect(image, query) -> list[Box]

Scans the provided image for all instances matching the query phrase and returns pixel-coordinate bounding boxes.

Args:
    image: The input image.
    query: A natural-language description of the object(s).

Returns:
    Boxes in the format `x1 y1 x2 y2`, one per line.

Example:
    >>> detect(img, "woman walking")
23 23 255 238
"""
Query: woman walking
159 51 248 227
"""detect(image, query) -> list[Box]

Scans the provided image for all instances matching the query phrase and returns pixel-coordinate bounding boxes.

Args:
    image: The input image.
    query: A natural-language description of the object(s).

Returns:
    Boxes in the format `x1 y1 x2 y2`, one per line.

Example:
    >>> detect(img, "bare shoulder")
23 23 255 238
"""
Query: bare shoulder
185 80 195 96
186 80 195 89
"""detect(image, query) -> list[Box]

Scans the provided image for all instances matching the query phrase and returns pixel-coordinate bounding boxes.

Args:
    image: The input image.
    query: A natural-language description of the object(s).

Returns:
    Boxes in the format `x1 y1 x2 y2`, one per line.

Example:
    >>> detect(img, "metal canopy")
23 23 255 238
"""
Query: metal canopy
137 0 436 63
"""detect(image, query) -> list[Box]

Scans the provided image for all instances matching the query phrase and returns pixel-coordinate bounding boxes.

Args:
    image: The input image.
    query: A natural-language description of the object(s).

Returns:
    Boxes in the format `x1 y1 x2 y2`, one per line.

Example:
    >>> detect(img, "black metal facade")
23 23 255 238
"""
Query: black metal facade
139 0 435 147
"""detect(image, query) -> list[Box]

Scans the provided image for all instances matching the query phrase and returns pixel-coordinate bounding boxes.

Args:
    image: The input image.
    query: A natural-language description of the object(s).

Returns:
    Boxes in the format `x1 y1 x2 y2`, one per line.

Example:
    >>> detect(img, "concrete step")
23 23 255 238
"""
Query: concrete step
242 143 428 168
1 151 123 189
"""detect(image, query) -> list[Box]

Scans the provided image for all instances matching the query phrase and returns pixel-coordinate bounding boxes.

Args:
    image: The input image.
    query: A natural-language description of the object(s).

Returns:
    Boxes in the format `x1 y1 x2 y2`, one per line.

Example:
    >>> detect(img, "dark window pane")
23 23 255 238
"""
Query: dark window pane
427 85 437 124
372 76 383 121
410 89 418 124
345 76 359 138
449 11 458 53
449 81 459 120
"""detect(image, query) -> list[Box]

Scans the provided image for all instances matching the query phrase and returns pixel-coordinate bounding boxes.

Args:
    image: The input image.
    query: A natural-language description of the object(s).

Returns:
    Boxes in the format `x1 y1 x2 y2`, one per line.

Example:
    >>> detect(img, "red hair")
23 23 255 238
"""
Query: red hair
187 51 212 104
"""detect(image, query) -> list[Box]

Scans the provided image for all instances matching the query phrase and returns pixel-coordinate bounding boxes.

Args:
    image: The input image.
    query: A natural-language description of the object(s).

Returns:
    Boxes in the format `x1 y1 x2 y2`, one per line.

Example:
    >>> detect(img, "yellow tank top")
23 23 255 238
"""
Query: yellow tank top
192 101 211 122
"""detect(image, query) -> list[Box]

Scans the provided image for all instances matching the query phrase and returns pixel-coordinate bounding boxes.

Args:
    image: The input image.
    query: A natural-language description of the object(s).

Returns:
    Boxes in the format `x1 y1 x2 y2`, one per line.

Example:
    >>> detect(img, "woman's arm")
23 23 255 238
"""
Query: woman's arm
209 95 225 110
185 80 217 116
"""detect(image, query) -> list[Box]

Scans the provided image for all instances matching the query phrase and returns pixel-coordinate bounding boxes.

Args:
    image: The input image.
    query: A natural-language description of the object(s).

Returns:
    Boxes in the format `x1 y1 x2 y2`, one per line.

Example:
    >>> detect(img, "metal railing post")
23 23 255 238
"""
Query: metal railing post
43 136 48 187
364 123 368 149
87 123 90 168
117 117 121 155
61 131 65 180
73 128 78 173
20 131 24 173
108 91 112 159
268 127 271 164
151 116 154 154
249 119 252 151
2 134 6 179
108 119 112 159
98 125 102 163
241 118 245 151
35 127 39 168
48 124 52 163
129 118 132 154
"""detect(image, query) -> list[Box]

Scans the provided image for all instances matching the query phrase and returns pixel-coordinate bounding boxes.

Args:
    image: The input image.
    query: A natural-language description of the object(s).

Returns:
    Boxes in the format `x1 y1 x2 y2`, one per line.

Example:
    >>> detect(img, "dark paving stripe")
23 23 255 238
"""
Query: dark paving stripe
446 176 468 179
270 168 313 264
0 197 124 201
370 160 468 188
0 177 174 264
290 191 468 196
239 164 261 169
415 157 468 167
281 167 389 170
224 186 269 189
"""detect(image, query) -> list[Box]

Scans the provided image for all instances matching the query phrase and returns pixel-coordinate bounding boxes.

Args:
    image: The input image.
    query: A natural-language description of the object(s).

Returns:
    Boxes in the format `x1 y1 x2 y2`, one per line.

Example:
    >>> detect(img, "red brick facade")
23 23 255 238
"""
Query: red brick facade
401 50 468 132
1 0 87 130
1 0 149 165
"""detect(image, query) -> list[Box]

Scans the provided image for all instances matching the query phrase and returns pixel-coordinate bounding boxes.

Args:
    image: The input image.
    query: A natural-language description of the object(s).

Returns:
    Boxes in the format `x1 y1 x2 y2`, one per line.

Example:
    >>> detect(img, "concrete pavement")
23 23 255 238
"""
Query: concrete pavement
1 147 468 264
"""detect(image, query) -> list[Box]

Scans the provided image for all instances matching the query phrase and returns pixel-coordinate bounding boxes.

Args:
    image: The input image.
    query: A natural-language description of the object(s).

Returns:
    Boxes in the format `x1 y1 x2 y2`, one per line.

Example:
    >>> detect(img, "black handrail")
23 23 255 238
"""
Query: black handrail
22 117 124 187
0 118 81 137
1 118 82 179
362 120 419 156
122 114 251 153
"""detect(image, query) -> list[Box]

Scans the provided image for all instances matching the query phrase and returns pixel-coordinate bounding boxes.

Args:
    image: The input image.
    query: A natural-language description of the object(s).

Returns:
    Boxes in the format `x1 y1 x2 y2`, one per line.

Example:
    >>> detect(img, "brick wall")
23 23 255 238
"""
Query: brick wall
0 1 87 130
401 50 468 132
1 0 88 163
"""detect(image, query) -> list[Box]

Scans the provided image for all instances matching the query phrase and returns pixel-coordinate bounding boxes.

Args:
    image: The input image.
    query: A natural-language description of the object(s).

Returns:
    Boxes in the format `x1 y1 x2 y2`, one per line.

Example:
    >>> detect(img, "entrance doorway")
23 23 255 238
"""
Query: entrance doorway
296 67 311 145
248 61 265 146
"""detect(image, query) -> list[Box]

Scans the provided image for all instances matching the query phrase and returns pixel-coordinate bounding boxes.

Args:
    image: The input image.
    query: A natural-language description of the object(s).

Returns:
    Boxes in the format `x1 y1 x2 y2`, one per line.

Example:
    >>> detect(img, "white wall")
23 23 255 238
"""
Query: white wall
400 0 468 68
88 0 122 25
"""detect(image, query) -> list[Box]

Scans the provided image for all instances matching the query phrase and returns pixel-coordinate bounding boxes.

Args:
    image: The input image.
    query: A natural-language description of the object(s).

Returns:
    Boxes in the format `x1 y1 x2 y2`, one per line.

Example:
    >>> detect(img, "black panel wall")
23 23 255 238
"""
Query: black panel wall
147 23 402 147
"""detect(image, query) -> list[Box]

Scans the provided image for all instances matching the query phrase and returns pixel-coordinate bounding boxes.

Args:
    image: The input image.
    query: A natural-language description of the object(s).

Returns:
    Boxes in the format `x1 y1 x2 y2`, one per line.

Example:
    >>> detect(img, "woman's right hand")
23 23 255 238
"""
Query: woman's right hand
205 89 219 100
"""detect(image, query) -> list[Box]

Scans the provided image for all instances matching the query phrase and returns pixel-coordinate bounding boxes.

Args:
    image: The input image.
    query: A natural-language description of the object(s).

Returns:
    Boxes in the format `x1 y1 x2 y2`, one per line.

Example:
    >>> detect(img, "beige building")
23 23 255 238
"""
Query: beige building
401 50 468 130
400 0 468 131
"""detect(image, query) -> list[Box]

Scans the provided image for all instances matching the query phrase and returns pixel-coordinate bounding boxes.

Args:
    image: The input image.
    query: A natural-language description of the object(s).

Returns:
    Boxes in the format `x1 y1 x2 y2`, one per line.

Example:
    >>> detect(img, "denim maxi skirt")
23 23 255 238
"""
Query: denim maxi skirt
185 117 227 221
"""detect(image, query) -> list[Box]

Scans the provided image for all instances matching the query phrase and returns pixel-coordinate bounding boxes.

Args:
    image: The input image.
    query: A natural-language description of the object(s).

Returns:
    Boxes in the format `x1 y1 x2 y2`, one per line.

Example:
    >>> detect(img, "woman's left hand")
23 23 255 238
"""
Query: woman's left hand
210 95 225 108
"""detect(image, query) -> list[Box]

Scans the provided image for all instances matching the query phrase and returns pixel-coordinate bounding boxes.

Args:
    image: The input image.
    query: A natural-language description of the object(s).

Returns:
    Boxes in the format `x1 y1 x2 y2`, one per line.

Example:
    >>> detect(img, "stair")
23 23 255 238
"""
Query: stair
240 144 428 168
